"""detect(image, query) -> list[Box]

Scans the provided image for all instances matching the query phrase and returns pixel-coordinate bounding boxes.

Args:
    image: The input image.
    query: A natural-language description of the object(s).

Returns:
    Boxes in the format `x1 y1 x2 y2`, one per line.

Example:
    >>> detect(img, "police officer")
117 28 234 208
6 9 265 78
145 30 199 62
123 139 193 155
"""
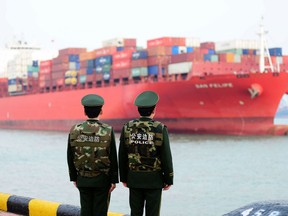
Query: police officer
118 90 174 216
67 94 119 216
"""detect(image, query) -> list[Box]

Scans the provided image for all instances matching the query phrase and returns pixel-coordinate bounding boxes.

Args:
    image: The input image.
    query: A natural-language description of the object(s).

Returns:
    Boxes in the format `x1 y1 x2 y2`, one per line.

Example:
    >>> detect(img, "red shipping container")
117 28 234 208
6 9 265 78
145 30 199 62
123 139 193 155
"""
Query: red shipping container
112 69 131 79
148 56 171 66
95 73 103 81
78 68 87 76
123 46 137 51
200 42 215 50
39 74 51 81
171 53 189 63
112 59 131 70
131 59 147 67
186 52 204 62
39 80 51 88
51 71 65 80
94 47 117 58
56 78 64 86
40 60 52 67
52 55 69 64
282 56 288 64
0 78 8 83
84 74 94 82
124 39 137 47
39 67 52 74
59 48 87 56
113 50 133 61
52 63 69 72
80 60 88 68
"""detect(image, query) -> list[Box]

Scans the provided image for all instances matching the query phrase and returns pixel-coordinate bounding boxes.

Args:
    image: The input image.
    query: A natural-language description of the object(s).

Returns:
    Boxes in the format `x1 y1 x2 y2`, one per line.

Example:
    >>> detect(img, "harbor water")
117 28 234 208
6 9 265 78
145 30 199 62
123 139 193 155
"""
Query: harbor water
0 129 288 216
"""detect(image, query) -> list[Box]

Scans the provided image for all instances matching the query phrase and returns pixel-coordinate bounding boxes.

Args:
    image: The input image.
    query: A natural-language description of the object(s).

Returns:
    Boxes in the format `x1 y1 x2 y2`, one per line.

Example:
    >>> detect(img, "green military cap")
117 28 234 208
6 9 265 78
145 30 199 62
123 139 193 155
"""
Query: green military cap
134 90 159 107
81 94 104 107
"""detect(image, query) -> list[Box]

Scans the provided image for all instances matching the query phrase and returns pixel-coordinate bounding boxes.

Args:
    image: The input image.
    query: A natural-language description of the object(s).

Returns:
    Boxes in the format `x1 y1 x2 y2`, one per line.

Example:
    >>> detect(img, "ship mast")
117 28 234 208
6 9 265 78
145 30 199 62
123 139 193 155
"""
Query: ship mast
258 17 274 73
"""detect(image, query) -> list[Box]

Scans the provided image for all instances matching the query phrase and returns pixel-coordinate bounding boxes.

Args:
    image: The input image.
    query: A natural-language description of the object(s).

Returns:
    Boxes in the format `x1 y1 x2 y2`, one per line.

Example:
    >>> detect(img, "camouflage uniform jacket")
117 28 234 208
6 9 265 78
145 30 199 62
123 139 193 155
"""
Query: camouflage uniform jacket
67 119 119 187
119 117 174 189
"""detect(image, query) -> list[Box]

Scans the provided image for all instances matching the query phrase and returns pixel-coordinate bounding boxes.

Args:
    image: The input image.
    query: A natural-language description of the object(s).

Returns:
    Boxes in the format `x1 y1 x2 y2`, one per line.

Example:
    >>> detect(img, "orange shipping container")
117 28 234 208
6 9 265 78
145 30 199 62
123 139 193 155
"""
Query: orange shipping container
218 53 235 63
147 37 186 47
79 51 97 61
147 46 172 56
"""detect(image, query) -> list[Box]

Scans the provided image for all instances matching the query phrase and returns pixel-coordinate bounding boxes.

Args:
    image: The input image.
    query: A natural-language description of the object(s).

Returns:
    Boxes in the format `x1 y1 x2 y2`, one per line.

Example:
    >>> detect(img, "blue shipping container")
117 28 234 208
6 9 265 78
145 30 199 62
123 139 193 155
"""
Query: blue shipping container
69 55 79 62
172 46 179 55
204 54 212 61
148 65 165 75
8 79 16 85
242 49 249 55
187 47 194 53
208 49 215 54
95 66 103 73
117 47 124 51
269 48 282 56
132 51 148 60
95 56 112 66
76 62 80 70
86 68 94 75
148 65 158 75
32 60 38 67
87 60 94 68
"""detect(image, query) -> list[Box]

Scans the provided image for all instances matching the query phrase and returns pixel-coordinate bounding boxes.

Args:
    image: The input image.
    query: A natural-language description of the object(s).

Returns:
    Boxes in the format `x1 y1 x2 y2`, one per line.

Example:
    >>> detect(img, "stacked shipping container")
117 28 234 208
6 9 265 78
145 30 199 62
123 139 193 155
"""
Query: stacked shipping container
1 37 288 96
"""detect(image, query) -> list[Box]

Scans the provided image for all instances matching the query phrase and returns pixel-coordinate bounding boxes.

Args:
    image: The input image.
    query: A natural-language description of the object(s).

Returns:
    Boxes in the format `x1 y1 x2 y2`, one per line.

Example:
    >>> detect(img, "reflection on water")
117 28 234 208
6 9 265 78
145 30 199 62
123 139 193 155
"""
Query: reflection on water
0 129 288 216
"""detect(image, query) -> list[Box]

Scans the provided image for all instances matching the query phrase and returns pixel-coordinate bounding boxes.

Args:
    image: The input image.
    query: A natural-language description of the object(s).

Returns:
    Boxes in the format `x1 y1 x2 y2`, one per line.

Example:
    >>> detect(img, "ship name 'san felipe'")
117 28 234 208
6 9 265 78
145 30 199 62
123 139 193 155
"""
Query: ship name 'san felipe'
195 83 233 89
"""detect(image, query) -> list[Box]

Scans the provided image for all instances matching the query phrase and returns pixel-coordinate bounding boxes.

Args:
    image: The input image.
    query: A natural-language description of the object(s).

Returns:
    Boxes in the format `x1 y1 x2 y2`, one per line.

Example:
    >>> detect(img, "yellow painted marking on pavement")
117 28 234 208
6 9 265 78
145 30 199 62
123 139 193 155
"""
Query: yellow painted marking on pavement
29 199 60 216
108 213 124 216
0 193 10 211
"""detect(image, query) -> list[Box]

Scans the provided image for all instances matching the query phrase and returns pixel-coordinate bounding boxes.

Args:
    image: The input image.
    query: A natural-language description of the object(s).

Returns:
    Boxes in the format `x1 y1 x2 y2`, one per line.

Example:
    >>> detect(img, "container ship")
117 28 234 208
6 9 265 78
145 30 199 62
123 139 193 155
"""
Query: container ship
0 23 288 135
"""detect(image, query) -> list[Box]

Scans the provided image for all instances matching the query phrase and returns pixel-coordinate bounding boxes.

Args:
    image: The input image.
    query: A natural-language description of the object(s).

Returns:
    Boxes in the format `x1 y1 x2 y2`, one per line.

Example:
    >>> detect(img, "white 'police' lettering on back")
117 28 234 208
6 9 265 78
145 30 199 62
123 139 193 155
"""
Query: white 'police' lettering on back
130 133 154 145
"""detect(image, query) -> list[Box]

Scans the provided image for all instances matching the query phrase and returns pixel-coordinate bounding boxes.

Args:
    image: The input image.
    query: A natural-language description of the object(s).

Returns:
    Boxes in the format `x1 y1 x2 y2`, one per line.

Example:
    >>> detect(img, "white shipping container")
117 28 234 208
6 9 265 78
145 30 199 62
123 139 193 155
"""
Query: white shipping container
7 72 17 79
185 37 200 47
178 46 187 54
102 38 124 47
69 62 76 70
215 40 259 51
8 84 22 92
234 54 242 63
276 56 283 64
168 62 192 75
16 71 27 78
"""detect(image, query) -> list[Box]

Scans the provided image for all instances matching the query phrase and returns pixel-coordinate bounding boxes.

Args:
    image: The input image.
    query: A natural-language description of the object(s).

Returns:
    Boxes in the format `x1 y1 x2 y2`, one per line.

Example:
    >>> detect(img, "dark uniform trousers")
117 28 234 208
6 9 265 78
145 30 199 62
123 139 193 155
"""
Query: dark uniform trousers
129 188 162 216
78 186 110 216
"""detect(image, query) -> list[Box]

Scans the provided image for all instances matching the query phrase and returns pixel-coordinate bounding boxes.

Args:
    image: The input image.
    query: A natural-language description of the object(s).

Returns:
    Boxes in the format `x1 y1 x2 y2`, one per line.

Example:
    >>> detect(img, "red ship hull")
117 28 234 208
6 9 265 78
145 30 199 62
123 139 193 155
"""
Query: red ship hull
0 72 287 135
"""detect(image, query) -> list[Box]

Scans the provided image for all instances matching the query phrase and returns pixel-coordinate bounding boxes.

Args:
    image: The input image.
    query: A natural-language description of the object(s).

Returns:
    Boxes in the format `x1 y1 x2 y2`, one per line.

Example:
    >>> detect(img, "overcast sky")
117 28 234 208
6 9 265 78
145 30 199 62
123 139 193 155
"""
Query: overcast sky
1 0 288 53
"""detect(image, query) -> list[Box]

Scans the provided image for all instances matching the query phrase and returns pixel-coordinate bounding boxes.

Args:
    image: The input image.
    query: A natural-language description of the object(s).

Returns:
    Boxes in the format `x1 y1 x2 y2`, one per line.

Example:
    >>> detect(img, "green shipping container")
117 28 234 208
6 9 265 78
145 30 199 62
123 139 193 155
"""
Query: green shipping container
27 65 39 72
102 64 111 73
131 67 148 77
79 75 86 84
